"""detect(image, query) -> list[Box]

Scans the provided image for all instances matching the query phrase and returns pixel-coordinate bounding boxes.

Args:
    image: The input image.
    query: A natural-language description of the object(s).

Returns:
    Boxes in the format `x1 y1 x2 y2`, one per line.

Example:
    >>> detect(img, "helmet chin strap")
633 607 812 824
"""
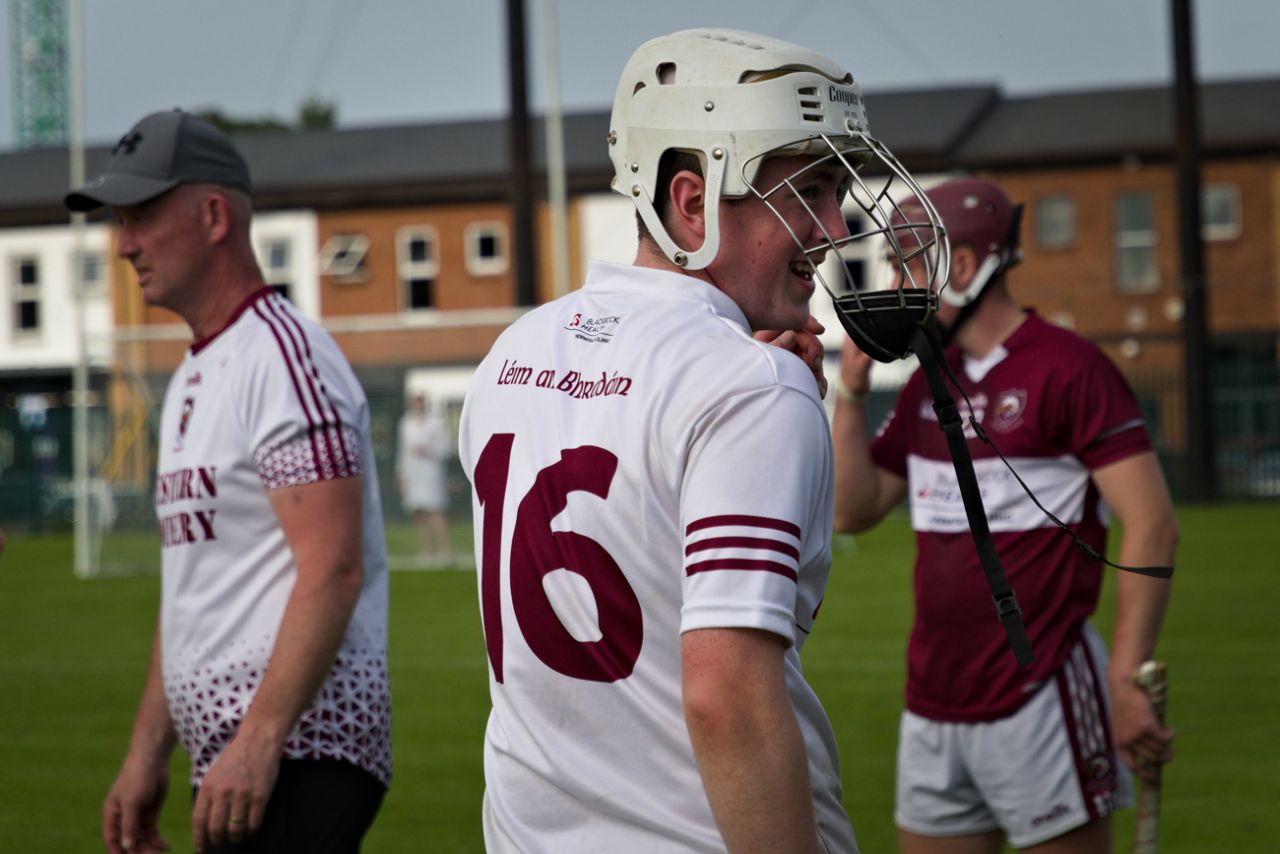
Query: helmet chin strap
935 251 1006 344
940 251 1002 308
939 203 1026 341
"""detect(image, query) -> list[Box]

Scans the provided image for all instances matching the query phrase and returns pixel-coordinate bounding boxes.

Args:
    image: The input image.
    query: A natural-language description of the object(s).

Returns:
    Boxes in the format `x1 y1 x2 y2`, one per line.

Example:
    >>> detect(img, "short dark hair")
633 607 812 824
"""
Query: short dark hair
635 149 704 244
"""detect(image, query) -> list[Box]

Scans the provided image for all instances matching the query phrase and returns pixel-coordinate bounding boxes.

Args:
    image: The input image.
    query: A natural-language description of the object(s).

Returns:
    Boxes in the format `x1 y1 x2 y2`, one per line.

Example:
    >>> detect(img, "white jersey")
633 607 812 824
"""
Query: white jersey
459 261 856 853
155 288 391 787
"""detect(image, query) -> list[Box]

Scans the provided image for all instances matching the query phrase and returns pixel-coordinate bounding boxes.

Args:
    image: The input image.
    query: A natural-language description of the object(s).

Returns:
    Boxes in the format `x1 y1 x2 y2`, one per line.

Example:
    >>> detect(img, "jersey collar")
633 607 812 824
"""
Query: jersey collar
190 287 274 355
584 260 752 334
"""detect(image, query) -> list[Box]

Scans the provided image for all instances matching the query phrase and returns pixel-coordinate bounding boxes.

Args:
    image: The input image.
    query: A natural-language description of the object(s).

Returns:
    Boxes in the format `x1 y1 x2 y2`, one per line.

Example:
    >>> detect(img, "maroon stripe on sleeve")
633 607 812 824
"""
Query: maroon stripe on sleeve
686 558 798 583
259 296 342 476
685 515 801 537
257 297 348 478
684 536 800 559
253 303 325 477
266 295 354 475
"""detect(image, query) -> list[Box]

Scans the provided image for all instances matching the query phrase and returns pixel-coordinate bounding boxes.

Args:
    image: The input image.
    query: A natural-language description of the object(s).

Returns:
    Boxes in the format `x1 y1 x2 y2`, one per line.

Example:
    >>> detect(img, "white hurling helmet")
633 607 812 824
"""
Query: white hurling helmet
609 28 949 361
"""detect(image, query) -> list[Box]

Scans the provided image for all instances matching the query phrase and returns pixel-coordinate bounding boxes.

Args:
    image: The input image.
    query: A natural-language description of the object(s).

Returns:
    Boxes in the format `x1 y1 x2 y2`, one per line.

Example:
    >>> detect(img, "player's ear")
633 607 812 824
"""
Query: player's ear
949 244 980 295
667 169 707 248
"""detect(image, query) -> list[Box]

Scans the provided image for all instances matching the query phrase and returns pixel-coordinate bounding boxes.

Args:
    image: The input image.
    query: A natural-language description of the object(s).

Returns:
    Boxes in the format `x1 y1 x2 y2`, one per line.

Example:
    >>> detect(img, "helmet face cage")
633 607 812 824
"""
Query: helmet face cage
742 131 951 361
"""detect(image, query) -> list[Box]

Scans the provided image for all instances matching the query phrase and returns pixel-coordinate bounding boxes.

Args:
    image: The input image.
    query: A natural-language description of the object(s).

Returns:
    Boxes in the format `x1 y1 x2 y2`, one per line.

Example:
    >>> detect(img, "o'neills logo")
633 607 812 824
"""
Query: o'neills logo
829 86 863 108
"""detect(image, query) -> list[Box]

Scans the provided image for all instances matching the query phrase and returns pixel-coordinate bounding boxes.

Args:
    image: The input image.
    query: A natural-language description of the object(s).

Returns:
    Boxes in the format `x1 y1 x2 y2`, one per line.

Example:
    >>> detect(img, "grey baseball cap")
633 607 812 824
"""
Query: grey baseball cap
65 109 252 212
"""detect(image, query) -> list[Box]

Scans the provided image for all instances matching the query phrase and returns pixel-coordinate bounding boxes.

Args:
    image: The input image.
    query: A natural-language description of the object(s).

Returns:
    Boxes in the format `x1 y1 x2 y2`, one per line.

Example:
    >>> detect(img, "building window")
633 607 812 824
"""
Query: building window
319 233 369 282
834 213 869 292
464 221 509 277
397 226 440 310
1035 195 1076 249
258 238 293 300
11 256 40 333
1115 191 1159 293
76 251 105 294
1202 183 1241 241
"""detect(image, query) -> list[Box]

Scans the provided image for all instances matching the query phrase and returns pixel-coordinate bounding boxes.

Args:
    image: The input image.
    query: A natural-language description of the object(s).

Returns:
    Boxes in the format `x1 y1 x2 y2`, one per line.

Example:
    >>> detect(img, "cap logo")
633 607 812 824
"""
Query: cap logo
113 131 143 155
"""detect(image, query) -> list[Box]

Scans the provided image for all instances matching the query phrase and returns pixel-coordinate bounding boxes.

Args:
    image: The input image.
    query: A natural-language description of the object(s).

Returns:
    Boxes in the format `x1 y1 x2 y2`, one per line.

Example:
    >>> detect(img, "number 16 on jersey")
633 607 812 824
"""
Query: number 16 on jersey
473 433 644 684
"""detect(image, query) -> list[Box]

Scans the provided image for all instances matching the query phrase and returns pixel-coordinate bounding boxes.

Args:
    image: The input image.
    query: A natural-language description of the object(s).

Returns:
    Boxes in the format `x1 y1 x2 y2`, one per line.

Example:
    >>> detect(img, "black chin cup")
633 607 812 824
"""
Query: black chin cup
832 290 938 363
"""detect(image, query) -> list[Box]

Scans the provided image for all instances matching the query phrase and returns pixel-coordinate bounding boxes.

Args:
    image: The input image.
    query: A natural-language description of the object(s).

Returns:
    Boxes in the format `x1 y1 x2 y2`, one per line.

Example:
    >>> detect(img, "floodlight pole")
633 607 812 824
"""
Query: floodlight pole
1170 0 1215 501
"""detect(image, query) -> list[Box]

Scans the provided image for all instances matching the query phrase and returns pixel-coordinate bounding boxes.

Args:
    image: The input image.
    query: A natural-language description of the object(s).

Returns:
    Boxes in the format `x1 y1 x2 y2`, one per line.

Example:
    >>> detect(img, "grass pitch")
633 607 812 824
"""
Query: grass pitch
1 502 1276 852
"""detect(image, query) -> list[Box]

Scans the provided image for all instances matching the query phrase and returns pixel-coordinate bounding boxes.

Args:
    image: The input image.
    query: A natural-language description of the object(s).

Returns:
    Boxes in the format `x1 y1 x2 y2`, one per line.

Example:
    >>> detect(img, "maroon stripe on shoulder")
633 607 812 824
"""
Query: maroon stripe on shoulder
252 302 325 477
260 295 350 477
685 515 801 537
684 536 800 559
271 294 354 477
686 558 797 583
278 298 354 476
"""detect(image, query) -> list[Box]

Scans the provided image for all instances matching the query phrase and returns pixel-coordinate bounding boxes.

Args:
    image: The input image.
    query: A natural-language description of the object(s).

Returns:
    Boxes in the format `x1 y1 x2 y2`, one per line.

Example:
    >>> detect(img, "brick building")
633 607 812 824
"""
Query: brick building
1 78 1277 512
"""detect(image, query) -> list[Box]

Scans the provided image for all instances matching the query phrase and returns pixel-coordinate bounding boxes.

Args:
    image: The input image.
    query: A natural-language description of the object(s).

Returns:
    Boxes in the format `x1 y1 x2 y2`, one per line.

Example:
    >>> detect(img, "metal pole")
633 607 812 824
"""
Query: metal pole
506 0 537 306
539 0 571 298
68 0 92 577
1170 0 1215 501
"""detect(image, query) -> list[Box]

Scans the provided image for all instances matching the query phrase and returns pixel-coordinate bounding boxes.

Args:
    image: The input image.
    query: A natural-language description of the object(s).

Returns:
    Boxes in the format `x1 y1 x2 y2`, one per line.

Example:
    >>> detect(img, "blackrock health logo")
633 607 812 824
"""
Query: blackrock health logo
565 313 622 343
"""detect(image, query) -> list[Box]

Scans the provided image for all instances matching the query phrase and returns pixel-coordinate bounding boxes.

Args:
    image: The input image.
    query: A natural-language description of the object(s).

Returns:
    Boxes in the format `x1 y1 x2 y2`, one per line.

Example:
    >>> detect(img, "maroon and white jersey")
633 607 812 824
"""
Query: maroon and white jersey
155 288 391 787
870 312 1151 722
459 261 856 853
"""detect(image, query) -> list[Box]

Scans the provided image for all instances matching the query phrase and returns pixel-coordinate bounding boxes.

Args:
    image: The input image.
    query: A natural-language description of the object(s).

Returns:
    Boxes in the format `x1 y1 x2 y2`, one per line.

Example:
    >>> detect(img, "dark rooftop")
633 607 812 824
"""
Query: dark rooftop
1 77 1276 226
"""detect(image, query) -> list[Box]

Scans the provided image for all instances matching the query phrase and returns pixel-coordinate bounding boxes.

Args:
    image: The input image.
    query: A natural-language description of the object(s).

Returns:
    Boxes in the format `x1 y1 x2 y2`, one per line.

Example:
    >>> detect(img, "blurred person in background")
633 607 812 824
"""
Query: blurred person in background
396 392 454 567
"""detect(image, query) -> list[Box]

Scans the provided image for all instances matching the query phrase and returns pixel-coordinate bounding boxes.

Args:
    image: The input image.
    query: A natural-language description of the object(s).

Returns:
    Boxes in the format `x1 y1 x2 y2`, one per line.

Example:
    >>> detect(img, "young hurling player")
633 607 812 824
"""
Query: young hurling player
459 28 944 854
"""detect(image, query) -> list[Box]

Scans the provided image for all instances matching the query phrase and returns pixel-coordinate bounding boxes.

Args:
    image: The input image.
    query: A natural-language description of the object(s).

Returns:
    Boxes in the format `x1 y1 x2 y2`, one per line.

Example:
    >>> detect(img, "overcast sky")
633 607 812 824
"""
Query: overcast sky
2 0 1279 149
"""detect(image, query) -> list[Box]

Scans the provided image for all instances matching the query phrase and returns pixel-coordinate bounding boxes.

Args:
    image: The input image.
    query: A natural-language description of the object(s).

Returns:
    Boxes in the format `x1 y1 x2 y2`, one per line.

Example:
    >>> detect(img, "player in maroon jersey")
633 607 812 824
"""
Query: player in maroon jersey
833 177 1177 852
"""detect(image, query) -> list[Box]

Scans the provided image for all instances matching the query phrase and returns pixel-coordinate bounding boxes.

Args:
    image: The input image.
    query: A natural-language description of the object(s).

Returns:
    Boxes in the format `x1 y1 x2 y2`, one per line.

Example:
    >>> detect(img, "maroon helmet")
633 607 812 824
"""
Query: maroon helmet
893 177 1023 307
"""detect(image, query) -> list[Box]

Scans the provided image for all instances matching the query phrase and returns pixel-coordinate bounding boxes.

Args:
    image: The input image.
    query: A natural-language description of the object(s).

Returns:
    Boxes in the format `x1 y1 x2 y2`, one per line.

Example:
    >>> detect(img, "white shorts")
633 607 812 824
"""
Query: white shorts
895 625 1133 848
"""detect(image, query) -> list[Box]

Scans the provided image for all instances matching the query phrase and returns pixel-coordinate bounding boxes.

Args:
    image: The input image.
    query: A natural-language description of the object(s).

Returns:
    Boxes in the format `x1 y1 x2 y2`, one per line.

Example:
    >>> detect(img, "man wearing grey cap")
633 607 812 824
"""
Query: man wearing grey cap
72 110 391 854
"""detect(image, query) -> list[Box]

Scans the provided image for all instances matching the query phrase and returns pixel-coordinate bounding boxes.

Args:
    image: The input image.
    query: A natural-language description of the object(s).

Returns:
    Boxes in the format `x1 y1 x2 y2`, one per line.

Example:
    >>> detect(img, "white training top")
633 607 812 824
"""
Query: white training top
396 411 450 512
154 288 391 787
459 261 857 853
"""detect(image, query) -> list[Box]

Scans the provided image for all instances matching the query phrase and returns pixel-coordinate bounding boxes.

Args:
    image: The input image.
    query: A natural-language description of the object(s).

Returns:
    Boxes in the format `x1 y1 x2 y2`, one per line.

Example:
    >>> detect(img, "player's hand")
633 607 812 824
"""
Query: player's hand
191 734 280 853
1110 677 1175 783
838 336 874 402
756 316 827 398
103 754 172 854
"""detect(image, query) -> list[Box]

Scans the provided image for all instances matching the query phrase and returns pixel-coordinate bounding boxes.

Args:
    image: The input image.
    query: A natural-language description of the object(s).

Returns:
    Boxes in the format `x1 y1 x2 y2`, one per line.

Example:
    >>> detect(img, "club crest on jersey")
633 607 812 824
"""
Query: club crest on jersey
175 397 195 452
990 389 1028 432
564 313 622 343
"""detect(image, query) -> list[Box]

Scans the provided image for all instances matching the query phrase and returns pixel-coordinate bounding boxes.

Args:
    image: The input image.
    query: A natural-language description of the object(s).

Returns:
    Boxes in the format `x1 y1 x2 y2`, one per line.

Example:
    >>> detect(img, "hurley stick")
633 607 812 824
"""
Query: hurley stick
1132 660 1168 854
